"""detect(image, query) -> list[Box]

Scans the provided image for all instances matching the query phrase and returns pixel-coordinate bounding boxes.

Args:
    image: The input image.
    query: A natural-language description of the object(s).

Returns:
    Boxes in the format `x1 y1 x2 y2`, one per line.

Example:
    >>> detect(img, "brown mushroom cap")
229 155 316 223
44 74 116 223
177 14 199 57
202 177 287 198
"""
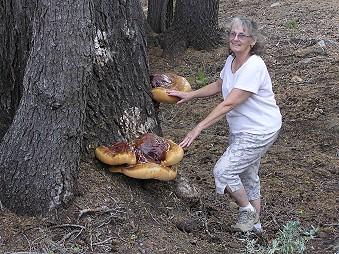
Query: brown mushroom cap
161 139 184 166
150 73 192 104
110 162 177 181
133 133 170 164
95 133 184 181
95 142 136 165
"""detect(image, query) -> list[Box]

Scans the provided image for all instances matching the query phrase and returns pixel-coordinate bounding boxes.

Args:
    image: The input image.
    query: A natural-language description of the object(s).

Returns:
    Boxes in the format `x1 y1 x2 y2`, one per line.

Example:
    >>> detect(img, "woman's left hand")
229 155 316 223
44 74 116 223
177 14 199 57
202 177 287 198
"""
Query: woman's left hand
179 125 203 148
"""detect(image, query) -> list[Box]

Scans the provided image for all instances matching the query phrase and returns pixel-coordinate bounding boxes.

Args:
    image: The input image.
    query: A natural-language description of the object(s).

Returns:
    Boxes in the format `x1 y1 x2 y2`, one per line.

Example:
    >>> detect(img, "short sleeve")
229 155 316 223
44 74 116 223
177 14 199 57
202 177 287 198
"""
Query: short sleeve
220 55 233 82
220 65 225 80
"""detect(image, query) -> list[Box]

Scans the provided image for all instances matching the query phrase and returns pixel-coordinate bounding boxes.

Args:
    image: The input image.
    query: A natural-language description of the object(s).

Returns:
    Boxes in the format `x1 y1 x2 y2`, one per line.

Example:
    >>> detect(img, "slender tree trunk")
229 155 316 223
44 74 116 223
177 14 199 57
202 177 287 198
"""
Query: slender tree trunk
161 0 221 57
0 0 93 215
0 0 34 140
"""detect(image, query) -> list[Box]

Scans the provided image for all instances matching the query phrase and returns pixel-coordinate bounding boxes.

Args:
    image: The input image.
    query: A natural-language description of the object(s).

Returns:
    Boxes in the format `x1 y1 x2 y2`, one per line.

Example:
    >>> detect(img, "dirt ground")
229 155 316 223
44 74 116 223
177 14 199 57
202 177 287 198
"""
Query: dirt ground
1 0 338 253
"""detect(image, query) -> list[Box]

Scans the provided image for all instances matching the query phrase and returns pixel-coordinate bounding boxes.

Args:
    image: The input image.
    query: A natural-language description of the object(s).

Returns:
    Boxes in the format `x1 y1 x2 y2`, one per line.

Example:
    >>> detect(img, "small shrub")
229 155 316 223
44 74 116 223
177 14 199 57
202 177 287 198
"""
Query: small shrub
71 243 82 253
243 220 318 254
285 20 298 29
195 69 209 88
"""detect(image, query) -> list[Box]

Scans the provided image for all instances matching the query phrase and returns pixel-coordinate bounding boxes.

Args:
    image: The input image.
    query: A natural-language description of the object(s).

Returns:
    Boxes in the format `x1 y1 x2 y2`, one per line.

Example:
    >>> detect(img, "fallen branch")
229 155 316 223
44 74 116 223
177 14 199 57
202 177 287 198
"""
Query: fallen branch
92 237 114 246
49 224 85 230
58 228 83 244
77 206 112 221
323 223 339 227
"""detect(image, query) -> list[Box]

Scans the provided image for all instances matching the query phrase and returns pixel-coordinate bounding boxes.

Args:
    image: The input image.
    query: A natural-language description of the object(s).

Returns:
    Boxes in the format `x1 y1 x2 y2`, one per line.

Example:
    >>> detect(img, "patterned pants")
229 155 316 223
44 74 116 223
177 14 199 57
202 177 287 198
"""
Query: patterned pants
213 130 280 200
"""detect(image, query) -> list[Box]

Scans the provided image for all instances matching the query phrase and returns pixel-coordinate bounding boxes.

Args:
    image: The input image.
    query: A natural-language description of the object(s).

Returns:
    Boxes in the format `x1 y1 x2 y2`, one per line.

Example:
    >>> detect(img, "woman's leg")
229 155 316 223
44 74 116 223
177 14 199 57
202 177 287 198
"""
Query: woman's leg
240 158 261 214
213 131 280 232
250 198 261 215
226 185 250 207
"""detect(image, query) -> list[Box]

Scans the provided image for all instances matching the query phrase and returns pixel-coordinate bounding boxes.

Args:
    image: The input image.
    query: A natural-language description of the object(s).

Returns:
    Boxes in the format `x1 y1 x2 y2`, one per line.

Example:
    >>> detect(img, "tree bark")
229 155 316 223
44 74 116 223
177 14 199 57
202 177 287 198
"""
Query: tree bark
147 0 173 34
0 0 160 215
0 0 34 140
83 0 161 155
161 0 221 57
0 0 93 215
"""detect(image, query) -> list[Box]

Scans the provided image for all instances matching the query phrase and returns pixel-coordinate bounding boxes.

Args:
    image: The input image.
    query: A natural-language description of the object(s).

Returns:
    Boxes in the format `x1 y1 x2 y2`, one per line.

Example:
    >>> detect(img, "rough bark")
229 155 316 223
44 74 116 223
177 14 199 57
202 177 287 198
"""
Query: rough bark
83 0 162 156
0 0 93 215
0 0 161 215
147 0 173 34
161 0 221 57
0 0 34 140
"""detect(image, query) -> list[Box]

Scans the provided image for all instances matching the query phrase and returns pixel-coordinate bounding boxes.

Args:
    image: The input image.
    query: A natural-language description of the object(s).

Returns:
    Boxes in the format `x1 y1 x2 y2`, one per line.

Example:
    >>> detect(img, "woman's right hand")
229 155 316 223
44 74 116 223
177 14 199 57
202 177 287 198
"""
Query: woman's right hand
166 90 193 104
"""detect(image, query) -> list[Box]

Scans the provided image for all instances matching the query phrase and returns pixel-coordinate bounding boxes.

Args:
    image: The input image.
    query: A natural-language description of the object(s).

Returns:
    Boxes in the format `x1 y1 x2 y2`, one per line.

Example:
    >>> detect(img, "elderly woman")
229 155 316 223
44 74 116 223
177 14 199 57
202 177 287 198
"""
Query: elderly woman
168 16 282 233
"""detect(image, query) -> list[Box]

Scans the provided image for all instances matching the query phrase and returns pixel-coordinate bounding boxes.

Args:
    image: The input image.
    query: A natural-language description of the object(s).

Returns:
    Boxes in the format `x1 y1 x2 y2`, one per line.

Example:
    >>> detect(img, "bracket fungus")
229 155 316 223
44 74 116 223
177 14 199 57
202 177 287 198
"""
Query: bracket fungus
110 163 178 181
95 142 136 165
95 133 184 181
150 73 192 104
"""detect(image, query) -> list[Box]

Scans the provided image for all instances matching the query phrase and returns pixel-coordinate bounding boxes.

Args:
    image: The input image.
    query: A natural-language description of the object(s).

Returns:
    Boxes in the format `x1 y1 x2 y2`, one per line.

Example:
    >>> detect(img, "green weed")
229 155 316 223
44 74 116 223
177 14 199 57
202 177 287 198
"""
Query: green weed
243 220 319 254
195 69 209 88
285 20 298 29
71 244 82 253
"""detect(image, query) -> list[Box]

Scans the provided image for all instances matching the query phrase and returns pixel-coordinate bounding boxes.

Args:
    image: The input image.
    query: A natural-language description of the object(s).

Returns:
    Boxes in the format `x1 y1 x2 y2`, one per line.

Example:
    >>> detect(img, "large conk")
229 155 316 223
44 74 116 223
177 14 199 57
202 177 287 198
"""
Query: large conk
110 163 178 181
95 133 184 181
150 73 192 104
95 142 136 165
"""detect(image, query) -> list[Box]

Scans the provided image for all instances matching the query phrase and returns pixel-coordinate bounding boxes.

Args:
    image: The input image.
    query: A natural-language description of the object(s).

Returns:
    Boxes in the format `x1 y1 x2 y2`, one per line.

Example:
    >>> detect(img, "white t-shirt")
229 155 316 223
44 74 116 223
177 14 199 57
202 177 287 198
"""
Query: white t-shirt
220 54 282 134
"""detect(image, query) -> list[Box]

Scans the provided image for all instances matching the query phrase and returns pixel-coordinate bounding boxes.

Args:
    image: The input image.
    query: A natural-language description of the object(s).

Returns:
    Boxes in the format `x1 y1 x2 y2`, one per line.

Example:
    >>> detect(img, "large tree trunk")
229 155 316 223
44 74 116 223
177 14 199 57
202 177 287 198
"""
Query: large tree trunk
147 0 174 34
83 0 161 156
161 0 221 57
0 0 33 140
0 0 160 216
0 0 93 215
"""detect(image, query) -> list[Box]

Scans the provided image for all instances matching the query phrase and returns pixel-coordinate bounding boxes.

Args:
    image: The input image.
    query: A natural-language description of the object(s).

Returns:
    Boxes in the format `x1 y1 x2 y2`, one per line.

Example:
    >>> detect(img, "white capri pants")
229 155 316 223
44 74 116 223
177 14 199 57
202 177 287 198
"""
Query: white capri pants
213 131 280 200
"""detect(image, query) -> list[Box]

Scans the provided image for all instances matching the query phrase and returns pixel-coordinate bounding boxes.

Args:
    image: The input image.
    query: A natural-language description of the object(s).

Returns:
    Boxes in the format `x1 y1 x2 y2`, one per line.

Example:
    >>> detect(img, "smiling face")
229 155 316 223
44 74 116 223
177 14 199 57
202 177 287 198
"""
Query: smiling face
229 21 256 57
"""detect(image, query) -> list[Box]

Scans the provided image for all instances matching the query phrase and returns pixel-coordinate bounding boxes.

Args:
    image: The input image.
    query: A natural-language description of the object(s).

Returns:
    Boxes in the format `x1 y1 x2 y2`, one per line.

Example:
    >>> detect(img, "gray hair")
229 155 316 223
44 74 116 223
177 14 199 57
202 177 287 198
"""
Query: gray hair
228 15 265 56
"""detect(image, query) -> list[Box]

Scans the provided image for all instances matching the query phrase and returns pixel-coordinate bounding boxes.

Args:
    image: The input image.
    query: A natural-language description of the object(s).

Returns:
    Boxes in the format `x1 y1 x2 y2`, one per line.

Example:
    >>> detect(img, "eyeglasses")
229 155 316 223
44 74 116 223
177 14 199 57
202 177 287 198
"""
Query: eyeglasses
229 32 251 40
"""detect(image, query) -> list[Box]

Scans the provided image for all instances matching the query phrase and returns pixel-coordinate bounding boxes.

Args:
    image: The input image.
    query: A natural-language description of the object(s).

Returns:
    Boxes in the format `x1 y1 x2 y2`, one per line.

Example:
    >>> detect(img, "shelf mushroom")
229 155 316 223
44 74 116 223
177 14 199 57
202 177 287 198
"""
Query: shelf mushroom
109 163 178 181
95 142 136 165
95 133 184 181
150 73 192 104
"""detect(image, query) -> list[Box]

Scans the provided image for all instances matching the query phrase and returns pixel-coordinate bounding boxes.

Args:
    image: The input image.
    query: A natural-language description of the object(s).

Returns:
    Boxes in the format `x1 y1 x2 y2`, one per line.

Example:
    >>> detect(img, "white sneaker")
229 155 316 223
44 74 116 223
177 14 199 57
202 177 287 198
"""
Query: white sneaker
252 221 263 235
231 208 259 232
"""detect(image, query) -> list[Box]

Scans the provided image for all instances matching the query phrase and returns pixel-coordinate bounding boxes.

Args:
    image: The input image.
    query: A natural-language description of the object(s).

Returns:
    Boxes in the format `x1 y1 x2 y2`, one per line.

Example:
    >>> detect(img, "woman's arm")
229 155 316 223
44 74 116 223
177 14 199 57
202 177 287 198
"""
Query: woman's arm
179 88 253 147
191 78 223 98
167 78 222 104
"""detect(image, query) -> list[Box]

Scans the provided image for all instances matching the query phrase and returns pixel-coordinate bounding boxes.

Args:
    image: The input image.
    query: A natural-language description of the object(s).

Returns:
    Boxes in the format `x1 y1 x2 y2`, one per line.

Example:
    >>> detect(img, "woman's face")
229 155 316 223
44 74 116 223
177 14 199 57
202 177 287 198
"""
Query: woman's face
229 23 255 56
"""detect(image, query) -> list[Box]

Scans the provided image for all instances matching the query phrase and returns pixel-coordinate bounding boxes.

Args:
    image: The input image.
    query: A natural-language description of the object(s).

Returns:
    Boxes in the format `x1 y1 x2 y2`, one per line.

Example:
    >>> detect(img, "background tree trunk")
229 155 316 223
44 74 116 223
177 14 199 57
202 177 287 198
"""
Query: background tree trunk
161 0 221 57
0 0 34 141
147 0 173 34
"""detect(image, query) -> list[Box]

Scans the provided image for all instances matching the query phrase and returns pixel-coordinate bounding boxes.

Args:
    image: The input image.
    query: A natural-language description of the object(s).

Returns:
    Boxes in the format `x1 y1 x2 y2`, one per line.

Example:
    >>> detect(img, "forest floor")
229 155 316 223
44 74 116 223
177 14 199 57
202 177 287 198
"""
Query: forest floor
1 0 338 253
